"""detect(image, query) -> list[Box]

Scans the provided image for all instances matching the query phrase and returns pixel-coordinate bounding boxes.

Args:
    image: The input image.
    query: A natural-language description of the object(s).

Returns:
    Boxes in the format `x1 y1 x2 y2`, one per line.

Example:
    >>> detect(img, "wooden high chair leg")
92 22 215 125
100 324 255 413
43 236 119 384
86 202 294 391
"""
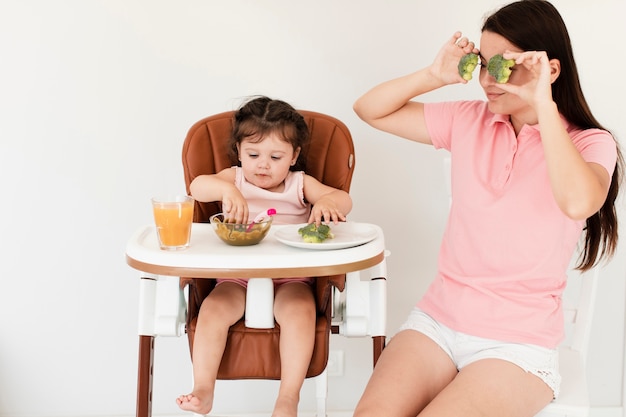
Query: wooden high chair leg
136 335 154 417
373 335 385 366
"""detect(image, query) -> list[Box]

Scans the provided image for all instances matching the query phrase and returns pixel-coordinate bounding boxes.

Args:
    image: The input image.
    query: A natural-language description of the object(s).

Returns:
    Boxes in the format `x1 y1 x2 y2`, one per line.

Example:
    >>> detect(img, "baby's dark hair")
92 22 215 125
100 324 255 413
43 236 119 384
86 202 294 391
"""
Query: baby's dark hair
229 96 309 172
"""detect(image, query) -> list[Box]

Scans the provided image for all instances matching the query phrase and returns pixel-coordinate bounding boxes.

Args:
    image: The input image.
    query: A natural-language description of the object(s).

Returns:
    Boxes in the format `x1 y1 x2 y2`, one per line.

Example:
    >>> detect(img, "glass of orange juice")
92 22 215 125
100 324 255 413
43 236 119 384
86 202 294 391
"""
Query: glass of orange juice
151 195 194 250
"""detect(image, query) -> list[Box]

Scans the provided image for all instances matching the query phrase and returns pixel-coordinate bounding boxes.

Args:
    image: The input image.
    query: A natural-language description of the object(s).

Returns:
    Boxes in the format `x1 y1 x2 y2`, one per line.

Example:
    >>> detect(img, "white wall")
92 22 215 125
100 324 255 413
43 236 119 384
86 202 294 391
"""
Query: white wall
1 1 624 416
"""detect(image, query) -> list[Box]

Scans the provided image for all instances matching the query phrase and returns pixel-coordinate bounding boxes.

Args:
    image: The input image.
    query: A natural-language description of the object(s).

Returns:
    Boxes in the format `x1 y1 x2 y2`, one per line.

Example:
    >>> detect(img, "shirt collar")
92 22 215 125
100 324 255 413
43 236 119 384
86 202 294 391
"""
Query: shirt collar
487 110 571 132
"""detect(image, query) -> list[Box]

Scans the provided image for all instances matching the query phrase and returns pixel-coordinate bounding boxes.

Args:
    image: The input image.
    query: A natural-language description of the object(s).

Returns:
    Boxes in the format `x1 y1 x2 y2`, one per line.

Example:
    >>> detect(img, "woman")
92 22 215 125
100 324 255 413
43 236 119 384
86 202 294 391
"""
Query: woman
352 1 622 416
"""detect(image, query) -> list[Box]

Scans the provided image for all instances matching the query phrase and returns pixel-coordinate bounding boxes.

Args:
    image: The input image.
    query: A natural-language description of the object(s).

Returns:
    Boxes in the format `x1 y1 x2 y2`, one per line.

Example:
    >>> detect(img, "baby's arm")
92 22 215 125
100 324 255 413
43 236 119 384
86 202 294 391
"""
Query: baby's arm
189 168 250 224
302 175 353 225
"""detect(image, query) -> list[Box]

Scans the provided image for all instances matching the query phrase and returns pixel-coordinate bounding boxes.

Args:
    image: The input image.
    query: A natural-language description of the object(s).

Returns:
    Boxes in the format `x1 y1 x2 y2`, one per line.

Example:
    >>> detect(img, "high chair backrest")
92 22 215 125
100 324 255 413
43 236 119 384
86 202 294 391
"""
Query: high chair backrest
182 110 356 222
180 109 356 381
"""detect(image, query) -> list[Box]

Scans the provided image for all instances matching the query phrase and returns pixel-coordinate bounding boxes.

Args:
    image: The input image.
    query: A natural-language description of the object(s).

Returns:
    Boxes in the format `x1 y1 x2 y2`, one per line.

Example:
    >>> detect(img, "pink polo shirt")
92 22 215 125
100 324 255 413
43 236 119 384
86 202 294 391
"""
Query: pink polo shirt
417 100 616 348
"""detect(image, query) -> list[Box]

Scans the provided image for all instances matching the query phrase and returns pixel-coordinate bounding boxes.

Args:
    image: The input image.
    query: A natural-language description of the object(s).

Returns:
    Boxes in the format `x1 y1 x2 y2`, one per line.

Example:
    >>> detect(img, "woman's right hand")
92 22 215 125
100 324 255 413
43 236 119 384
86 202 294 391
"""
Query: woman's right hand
353 32 478 143
429 31 479 85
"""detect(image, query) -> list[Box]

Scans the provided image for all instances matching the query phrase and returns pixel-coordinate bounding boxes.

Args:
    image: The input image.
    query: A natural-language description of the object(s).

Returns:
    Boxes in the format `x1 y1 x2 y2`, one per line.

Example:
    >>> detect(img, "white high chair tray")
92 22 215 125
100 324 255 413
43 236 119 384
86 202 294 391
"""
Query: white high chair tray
126 222 386 278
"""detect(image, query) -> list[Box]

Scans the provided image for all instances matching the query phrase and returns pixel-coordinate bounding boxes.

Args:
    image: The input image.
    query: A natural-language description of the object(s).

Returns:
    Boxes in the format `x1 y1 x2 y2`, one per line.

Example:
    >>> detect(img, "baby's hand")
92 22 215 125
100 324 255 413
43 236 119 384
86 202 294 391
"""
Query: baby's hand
308 197 346 225
221 190 249 224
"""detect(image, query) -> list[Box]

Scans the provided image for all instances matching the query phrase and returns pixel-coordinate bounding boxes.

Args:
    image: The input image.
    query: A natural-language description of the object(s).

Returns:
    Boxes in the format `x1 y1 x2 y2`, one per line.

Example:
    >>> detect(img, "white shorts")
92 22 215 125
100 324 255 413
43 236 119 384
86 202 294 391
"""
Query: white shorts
398 308 561 398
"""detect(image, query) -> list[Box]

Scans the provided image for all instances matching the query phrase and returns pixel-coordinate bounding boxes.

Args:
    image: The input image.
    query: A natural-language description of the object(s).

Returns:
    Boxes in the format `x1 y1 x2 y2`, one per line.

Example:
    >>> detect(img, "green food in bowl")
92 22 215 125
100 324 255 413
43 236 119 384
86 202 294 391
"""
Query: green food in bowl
210 213 272 246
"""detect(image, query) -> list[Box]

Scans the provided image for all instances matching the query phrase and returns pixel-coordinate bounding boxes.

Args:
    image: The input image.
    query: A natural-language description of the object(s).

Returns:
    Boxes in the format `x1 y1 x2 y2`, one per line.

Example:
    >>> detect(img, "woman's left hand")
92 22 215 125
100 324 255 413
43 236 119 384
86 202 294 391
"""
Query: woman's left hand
498 50 556 109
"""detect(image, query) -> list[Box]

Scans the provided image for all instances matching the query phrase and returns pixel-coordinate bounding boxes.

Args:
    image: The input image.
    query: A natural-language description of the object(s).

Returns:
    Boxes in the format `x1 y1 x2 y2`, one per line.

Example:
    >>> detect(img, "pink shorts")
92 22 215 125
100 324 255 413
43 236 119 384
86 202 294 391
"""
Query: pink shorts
216 277 314 288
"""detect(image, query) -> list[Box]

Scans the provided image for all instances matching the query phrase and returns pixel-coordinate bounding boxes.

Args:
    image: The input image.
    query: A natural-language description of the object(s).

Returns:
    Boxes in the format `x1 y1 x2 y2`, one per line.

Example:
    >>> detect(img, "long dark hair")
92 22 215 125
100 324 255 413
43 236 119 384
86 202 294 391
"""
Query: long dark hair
230 96 309 172
483 0 622 271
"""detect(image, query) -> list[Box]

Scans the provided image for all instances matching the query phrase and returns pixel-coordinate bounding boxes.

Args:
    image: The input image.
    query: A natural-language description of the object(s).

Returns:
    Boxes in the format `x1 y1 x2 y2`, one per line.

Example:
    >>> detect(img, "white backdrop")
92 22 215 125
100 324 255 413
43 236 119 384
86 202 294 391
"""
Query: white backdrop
0 1 624 416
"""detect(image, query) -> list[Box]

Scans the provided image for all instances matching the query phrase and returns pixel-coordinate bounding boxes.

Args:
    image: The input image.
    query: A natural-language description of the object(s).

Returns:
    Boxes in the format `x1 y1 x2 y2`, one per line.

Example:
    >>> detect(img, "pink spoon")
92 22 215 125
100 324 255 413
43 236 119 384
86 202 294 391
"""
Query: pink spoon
246 208 277 232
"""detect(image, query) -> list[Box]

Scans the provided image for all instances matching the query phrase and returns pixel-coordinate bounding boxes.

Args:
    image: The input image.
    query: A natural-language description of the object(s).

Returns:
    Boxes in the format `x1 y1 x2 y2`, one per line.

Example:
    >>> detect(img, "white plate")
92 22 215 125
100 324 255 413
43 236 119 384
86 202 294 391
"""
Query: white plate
274 222 378 250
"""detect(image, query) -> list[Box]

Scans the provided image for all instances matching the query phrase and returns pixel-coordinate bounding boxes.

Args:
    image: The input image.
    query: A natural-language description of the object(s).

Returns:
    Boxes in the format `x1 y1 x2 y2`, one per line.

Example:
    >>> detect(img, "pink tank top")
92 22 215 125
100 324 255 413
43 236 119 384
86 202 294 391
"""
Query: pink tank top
234 167 310 225
218 167 313 287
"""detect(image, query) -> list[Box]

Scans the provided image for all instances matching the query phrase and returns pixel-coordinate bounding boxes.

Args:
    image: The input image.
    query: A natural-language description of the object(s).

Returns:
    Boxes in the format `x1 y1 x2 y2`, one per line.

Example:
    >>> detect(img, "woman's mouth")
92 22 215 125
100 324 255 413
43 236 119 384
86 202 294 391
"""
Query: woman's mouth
486 91 504 101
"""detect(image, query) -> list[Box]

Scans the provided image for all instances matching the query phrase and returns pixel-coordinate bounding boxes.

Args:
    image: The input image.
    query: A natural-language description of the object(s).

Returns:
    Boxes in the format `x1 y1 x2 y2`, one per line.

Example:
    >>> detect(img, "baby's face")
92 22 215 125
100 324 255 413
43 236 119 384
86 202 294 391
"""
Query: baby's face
238 133 300 192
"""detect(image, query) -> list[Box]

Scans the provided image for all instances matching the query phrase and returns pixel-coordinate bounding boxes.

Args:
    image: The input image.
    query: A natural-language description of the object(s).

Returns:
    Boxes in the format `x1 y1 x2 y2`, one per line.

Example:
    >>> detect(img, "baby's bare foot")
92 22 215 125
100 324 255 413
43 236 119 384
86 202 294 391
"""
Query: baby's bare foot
271 394 299 417
176 388 214 415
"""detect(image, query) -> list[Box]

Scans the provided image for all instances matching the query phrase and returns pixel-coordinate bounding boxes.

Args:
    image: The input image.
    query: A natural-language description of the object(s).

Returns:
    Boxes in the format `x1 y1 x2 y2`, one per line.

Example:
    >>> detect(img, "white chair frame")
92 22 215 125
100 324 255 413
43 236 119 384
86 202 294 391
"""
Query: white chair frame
535 266 599 417
137 258 388 417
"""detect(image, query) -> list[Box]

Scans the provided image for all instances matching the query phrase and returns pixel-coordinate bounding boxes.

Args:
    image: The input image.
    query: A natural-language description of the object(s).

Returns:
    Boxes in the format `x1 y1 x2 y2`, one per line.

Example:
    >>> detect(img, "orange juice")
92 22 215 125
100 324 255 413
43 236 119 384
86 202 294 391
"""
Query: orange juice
152 196 194 250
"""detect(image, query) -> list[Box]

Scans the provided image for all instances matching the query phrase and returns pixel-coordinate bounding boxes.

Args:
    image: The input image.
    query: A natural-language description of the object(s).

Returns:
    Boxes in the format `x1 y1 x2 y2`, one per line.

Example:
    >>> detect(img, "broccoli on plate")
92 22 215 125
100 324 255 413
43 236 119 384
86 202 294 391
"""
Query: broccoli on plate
487 54 515 83
297 223 334 244
458 53 479 81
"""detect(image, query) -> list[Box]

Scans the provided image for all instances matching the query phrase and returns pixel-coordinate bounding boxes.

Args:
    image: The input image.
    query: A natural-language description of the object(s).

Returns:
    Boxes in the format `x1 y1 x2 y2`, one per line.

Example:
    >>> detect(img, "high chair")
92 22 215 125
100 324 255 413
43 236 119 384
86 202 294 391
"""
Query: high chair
132 109 387 417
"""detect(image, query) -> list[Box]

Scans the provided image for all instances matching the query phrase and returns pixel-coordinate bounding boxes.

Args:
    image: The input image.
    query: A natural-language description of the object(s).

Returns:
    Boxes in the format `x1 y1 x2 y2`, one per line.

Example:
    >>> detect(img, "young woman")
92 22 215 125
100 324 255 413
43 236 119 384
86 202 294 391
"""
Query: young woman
352 1 622 416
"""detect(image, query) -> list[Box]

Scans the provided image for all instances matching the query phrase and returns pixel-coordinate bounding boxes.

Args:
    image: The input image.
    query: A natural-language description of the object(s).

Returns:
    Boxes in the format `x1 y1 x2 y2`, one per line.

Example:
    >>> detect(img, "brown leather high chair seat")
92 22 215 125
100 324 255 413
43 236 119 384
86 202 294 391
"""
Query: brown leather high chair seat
180 109 356 379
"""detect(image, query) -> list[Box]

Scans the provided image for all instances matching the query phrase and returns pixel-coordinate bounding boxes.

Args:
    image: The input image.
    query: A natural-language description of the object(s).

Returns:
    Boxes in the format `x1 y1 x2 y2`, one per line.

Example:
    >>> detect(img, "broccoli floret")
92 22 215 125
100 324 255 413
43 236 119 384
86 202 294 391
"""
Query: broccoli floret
298 223 333 243
487 54 515 84
457 53 479 81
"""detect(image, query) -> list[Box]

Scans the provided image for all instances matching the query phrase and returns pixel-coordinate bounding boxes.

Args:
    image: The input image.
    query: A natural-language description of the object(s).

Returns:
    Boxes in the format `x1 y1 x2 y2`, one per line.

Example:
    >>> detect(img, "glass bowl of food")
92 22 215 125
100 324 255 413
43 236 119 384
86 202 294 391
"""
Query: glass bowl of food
209 213 273 246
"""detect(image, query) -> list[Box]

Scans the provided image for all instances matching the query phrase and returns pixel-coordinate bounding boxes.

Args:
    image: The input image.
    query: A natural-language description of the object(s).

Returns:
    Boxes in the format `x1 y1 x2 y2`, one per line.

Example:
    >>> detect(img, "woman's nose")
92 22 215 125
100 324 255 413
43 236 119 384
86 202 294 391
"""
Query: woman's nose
479 67 495 85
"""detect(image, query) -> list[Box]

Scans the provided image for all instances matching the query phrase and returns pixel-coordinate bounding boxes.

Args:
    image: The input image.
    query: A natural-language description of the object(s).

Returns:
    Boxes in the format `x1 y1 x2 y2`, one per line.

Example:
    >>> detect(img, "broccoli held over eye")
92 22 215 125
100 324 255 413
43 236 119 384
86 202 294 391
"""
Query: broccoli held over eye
487 54 515 84
298 223 334 243
458 53 479 81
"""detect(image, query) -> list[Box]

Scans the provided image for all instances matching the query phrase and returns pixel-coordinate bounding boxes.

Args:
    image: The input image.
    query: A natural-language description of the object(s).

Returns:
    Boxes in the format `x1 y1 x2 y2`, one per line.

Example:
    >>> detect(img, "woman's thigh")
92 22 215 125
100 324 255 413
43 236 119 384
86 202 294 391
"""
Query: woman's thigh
419 358 553 417
353 329 458 417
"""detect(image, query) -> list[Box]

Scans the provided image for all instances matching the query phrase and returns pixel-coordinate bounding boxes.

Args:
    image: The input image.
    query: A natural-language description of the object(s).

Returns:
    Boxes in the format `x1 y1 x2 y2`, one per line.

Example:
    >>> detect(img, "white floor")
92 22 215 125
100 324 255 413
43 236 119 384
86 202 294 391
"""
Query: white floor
149 408 626 417
66 407 626 417
155 413 353 417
